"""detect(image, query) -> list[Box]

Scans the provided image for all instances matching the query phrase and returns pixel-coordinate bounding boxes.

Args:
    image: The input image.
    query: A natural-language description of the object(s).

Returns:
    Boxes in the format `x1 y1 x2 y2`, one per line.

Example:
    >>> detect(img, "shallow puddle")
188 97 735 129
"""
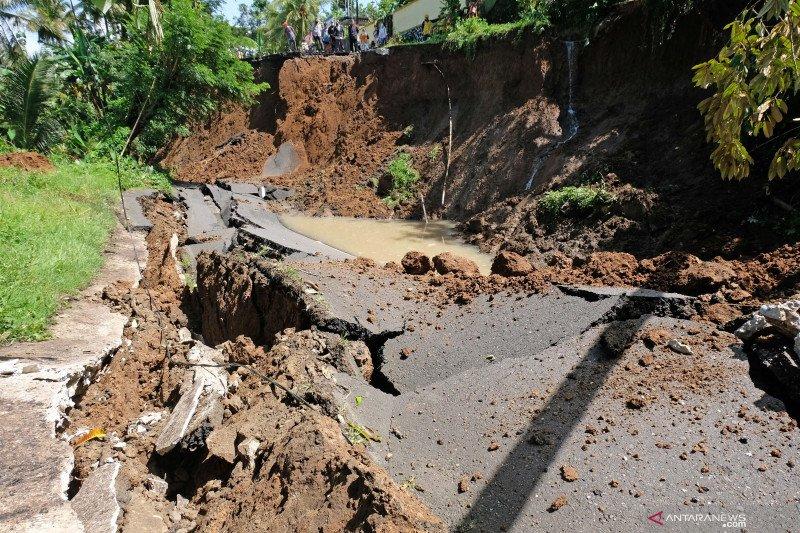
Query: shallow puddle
279 215 493 273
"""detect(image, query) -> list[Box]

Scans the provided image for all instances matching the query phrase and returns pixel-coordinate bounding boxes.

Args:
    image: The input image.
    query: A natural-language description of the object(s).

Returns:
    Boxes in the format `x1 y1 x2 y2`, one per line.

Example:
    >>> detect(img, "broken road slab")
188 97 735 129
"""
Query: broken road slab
121 189 155 231
379 290 620 392
71 461 122 533
177 186 225 238
351 317 800 531
239 224 353 262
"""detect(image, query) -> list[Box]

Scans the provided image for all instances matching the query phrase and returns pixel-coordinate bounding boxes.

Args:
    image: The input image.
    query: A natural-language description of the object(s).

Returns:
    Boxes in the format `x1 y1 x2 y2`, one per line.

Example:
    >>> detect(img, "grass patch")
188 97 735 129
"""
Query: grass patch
428 143 442 162
444 18 538 55
540 185 614 217
382 152 420 209
0 156 170 342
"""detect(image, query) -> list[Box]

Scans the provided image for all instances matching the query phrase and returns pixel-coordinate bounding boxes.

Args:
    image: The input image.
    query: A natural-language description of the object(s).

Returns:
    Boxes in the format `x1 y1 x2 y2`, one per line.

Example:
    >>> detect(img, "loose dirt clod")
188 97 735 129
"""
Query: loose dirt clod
560 464 579 482
548 495 568 512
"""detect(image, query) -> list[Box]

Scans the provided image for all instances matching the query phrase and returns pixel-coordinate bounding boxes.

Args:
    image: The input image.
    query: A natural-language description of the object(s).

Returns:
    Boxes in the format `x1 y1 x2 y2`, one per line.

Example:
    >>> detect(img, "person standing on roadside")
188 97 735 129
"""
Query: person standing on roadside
283 21 297 52
326 21 336 53
422 14 433 40
359 28 369 50
349 19 360 53
334 20 345 53
312 18 324 52
377 21 387 46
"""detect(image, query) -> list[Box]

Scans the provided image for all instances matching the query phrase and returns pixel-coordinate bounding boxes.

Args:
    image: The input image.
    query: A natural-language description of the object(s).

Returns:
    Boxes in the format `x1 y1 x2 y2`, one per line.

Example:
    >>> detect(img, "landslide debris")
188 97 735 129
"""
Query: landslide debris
64 193 443 532
195 330 443 532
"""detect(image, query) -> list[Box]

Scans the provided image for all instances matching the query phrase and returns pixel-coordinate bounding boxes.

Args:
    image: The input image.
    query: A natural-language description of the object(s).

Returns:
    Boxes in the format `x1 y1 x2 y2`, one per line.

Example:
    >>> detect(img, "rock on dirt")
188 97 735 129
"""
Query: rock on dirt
560 464 579 482
736 300 800 356
206 426 238 464
155 343 228 454
402 251 433 275
667 338 693 355
491 251 533 277
432 252 480 276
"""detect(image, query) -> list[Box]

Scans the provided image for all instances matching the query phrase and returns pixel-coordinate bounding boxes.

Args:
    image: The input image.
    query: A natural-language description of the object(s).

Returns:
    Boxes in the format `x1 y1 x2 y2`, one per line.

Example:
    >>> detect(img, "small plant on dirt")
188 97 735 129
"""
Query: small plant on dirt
577 164 611 185
383 152 420 209
256 244 275 258
184 273 197 291
273 261 301 281
400 476 424 492
540 185 614 217
428 143 442 162
178 250 192 272
780 211 800 238
345 422 381 445
399 125 415 143
312 293 330 311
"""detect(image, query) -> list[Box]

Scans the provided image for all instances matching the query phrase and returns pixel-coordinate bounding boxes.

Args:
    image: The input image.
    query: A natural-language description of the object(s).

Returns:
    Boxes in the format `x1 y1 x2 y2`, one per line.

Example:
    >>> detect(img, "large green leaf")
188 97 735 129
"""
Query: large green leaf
0 54 60 151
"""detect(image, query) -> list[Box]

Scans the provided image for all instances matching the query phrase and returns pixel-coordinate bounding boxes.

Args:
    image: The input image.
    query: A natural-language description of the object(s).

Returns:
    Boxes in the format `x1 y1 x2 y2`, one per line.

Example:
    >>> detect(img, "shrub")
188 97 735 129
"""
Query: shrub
444 17 535 55
540 185 614 216
383 152 420 208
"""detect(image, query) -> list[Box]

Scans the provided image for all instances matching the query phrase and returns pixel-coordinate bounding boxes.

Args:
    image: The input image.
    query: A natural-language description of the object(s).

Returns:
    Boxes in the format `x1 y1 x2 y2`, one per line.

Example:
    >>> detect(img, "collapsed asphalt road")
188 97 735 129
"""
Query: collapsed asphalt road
55 187 800 531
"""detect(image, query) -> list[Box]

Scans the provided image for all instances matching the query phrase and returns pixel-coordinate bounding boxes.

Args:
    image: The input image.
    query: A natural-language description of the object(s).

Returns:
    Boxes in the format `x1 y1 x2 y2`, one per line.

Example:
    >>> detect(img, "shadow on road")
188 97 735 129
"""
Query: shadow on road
456 298 656 532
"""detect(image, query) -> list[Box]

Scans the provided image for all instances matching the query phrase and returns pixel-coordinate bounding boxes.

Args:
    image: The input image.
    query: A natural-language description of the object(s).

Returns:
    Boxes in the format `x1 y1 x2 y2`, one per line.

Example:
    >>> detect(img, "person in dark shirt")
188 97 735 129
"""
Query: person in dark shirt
283 21 297 52
349 20 359 53
326 22 336 53
334 21 345 53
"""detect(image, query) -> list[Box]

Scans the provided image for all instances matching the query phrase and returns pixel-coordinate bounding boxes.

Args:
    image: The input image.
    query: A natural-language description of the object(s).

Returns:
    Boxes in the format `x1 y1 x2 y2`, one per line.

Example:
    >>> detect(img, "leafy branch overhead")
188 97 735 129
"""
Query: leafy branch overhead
693 0 800 180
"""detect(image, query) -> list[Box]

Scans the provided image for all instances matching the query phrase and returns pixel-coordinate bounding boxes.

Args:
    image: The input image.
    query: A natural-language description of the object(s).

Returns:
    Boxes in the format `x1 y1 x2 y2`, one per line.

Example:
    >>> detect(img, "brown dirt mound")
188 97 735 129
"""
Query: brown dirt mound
161 41 562 219
0 151 54 172
196 330 444 532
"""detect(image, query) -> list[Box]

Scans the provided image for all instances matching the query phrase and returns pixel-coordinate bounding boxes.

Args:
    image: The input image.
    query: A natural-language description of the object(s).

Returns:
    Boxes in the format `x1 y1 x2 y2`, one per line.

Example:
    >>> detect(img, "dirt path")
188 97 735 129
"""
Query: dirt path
0 223 146 532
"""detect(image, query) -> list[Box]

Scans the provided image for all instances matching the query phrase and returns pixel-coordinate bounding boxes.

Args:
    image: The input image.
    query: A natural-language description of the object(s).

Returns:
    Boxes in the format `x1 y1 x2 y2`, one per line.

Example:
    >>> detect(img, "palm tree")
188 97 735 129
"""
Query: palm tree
256 0 319 48
282 0 318 37
0 54 60 150
0 0 67 57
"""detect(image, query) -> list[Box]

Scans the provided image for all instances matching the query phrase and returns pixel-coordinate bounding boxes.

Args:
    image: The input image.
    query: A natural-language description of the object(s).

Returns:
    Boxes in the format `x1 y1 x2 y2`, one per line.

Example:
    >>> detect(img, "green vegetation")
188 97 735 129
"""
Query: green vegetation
540 185 614 217
443 17 538 54
0 55 60 151
382 152 420 208
694 0 800 180
384 0 697 54
1 0 265 161
428 143 442 162
0 0 264 339
0 157 168 342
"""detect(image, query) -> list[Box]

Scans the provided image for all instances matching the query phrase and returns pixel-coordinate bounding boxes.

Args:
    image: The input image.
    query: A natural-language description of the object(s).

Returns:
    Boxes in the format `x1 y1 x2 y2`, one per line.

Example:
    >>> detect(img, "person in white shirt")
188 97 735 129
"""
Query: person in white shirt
377 21 387 46
312 18 323 52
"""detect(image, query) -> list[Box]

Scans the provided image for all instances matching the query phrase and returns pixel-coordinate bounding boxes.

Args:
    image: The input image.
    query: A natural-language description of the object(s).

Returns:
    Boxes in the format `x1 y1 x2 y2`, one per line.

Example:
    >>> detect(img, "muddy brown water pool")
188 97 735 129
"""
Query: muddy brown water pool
279 214 493 273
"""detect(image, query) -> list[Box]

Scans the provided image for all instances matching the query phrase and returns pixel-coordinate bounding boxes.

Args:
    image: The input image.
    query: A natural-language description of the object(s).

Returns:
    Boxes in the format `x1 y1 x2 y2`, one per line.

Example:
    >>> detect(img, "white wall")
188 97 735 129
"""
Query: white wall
392 0 465 34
